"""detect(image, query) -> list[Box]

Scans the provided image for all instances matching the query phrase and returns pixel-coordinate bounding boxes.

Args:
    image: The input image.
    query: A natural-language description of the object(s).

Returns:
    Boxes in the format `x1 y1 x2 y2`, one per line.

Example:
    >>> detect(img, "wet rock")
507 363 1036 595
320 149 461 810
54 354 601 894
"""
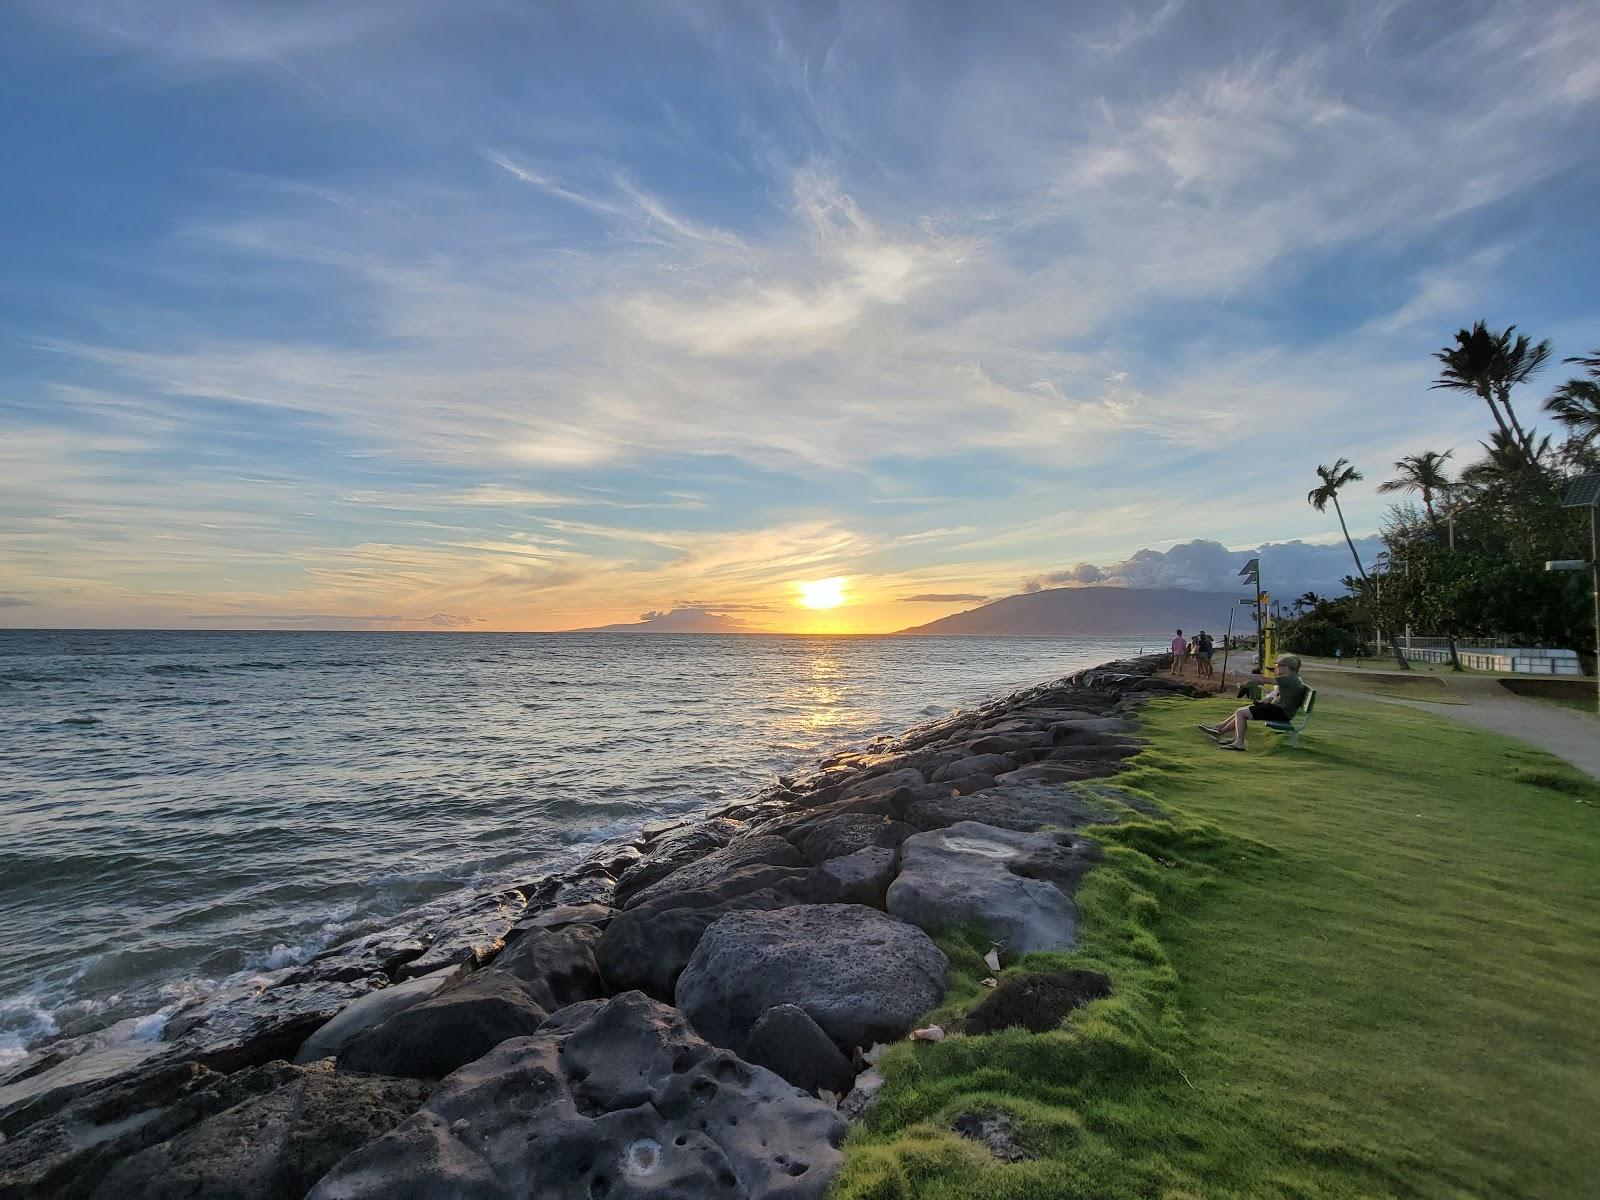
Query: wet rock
795 814 915 865
613 819 741 903
887 822 1099 953
306 991 846 1200
337 971 548 1080
551 867 616 908
163 972 391 1074
396 890 528 981
677 904 948 1054
296 966 470 1064
91 1062 428 1200
741 1004 856 1098
303 921 436 982
621 834 808 910
955 968 1112 1035
0 1020 175 1140
904 780 1138 833
929 754 1016 784
485 923 605 1013
814 847 897 908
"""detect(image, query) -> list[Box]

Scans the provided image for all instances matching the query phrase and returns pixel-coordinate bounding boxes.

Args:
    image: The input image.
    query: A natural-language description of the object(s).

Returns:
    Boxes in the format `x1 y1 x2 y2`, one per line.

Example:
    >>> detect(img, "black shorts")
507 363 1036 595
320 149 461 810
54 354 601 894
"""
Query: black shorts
1248 703 1290 722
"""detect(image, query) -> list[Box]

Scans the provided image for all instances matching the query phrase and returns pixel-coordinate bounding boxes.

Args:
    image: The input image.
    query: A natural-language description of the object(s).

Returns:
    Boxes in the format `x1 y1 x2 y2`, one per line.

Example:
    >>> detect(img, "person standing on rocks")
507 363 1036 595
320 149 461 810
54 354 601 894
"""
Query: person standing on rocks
1169 629 1187 675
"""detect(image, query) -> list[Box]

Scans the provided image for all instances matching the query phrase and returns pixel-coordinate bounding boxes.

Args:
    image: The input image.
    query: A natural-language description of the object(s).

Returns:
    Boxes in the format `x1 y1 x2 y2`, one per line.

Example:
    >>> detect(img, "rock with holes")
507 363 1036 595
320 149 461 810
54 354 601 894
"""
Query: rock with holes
306 991 845 1200
91 1061 428 1200
813 847 897 908
794 814 915 865
676 905 948 1054
887 822 1099 953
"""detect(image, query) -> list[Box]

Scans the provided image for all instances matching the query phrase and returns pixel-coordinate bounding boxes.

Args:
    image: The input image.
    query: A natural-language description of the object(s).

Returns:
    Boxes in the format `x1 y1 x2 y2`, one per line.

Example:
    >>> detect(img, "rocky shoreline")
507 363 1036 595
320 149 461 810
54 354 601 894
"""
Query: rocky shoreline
0 654 1201 1199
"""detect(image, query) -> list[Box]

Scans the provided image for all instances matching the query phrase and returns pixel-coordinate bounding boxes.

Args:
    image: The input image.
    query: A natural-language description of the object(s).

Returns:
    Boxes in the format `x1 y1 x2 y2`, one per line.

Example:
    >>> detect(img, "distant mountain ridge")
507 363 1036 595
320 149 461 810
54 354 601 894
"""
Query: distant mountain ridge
895 586 1242 636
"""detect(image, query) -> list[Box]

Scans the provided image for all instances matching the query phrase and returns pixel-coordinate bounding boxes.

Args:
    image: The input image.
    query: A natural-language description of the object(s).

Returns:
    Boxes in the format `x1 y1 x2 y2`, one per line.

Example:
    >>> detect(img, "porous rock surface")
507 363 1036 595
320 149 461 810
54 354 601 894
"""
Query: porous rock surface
296 965 469 1064
306 991 846 1200
485 922 606 1012
621 833 808 910
676 904 948 1053
904 779 1159 833
92 1061 428 1200
887 821 1100 953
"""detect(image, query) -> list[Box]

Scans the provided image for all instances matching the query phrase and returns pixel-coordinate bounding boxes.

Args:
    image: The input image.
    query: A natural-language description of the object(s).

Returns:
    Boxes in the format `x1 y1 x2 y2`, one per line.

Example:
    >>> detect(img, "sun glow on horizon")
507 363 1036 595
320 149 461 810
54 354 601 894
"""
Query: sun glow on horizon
796 576 848 609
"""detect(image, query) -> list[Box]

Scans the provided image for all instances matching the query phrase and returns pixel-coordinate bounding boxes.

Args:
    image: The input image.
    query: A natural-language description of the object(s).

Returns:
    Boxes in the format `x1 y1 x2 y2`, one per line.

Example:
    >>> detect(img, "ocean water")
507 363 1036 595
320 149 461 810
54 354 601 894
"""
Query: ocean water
0 629 1156 1064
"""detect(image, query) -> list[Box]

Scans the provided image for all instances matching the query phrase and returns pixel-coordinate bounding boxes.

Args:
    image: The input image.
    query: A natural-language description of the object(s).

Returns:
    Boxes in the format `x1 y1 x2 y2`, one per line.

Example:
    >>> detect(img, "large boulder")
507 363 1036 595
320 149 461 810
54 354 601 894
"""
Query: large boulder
306 992 846 1200
813 847 897 908
621 834 807 910
91 1062 427 1200
887 822 1099 953
337 971 548 1080
613 819 741 904
296 966 470 1064
485 923 605 1012
795 814 915 865
839 767 924 799
595 873 827 1000
741 1005 856 1098
676 905 948 1053
929 754 1016 784
994 760 1125 787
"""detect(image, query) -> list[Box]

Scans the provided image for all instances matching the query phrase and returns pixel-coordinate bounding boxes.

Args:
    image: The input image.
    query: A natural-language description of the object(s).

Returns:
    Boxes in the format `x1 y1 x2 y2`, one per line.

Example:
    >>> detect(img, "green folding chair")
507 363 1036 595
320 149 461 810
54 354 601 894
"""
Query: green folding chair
1265 688 1317 748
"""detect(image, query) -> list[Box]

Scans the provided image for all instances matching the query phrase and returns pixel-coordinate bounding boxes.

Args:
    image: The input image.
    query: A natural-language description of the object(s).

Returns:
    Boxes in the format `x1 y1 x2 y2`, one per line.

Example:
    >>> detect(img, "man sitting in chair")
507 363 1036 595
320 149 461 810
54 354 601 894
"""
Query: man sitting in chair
1199 654 1308 752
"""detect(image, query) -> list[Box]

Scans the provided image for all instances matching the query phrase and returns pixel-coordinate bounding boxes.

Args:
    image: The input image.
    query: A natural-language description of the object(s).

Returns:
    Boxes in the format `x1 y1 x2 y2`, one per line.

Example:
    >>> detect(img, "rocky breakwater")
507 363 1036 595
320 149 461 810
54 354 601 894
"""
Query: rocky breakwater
0 655 1195 1199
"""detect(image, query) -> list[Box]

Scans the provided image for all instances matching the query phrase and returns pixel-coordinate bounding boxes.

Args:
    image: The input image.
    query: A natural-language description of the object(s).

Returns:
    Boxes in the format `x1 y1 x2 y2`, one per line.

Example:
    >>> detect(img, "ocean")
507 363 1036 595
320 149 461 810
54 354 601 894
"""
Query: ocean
0 629 1157 1065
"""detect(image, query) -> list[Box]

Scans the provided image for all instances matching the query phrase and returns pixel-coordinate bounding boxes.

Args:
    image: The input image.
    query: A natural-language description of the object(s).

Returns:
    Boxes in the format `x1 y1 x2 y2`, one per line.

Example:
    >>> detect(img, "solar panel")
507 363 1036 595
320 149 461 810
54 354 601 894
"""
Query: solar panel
1563 473 1600 508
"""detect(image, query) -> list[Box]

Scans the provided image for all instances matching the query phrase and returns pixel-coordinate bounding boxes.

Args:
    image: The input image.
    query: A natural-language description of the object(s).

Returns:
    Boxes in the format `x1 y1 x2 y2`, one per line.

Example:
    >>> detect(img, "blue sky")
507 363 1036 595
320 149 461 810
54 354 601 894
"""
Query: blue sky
2 0 1598 631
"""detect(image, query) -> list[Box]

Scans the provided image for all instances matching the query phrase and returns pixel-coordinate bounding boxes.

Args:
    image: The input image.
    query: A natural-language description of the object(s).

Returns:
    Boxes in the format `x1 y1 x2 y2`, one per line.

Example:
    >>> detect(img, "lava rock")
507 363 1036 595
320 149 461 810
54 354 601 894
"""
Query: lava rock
955 968 1112 1035
485 923 605 1012
887 822 1099 953
839 767 924 799
622 834 808 910
813 846 897 908
595 873 828 1000
676 904 948 1053
741 1005 856 1098
994 760 1126 787
508 902 613 934
964 733 1051 756
296 966 470 1064
930 754 1016 784
337 971 548 1080
396 890 528 981
306 991 846 1200
91 1062 428 1200
613 819 741 904
904 780 1140 833
795 814 915 865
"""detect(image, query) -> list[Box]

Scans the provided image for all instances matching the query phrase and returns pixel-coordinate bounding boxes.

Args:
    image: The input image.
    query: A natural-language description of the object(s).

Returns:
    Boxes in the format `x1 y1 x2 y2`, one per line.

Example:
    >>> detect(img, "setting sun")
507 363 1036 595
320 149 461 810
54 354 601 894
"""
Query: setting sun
796 577 848 609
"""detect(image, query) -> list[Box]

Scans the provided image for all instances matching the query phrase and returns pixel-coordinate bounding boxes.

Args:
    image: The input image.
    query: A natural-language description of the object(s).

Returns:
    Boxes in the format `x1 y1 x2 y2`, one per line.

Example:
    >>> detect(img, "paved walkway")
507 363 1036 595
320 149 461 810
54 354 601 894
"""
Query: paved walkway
1304 665 1600 779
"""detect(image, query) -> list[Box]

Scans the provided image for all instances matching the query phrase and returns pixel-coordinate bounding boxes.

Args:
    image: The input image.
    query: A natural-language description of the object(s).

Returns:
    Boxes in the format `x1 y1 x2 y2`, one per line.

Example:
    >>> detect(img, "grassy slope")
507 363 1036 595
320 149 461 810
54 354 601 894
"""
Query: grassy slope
834 695 1600 1199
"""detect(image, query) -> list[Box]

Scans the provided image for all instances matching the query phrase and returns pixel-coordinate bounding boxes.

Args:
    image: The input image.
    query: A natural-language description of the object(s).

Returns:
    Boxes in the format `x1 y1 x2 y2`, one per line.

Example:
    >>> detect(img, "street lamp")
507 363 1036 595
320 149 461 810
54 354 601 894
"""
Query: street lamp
1552 472 1600 715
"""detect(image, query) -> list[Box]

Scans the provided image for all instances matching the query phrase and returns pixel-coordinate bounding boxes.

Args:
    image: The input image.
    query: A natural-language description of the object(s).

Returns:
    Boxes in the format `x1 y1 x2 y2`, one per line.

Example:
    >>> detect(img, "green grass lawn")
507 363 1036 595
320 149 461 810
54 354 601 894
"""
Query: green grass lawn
1301 669 1465 704
834 695 1600 1199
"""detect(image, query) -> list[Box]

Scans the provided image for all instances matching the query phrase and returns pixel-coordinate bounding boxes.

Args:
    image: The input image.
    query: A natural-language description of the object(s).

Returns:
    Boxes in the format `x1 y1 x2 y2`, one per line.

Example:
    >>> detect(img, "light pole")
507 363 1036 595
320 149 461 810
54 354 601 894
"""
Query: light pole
1553 473 1600 715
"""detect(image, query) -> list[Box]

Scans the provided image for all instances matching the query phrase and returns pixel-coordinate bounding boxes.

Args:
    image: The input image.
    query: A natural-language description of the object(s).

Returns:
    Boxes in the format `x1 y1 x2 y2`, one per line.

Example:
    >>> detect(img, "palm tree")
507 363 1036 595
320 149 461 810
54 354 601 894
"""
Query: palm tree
1309 459 1409 668
1376 450 1455 531
1297 590 1323 615
1431 321 1552 471
1460 429 1555 489
1545 349 1600 446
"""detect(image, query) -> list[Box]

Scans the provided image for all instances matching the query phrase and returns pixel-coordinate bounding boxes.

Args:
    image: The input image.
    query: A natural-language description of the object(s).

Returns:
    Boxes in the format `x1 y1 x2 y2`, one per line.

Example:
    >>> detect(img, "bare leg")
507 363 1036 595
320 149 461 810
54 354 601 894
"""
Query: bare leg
1227 708 1250 748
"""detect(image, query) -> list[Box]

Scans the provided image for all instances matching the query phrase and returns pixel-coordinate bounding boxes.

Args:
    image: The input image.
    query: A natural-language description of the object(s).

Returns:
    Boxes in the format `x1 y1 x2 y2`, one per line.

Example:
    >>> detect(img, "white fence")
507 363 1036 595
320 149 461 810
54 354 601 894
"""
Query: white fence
1382 638 1585 675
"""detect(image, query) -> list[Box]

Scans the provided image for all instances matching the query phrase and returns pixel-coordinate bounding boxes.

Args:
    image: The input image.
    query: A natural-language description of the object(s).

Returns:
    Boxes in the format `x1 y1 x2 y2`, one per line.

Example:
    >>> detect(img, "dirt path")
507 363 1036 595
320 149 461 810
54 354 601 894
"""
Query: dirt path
1303 664 1600 779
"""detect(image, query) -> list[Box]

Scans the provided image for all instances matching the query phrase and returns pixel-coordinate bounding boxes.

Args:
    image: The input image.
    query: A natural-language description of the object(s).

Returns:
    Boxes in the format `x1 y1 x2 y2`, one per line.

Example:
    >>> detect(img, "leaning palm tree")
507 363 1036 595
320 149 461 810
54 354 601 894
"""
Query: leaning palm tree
1308 459 1409 668
1545 348 1600 447
1431 321 1552 471
1461 429 1555 489
1376 449 1454 530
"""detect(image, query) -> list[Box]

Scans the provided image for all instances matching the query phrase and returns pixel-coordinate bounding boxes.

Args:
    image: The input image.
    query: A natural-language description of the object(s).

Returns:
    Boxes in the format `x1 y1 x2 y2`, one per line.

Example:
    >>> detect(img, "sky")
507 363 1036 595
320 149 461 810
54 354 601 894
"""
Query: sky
1 1 1598 634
